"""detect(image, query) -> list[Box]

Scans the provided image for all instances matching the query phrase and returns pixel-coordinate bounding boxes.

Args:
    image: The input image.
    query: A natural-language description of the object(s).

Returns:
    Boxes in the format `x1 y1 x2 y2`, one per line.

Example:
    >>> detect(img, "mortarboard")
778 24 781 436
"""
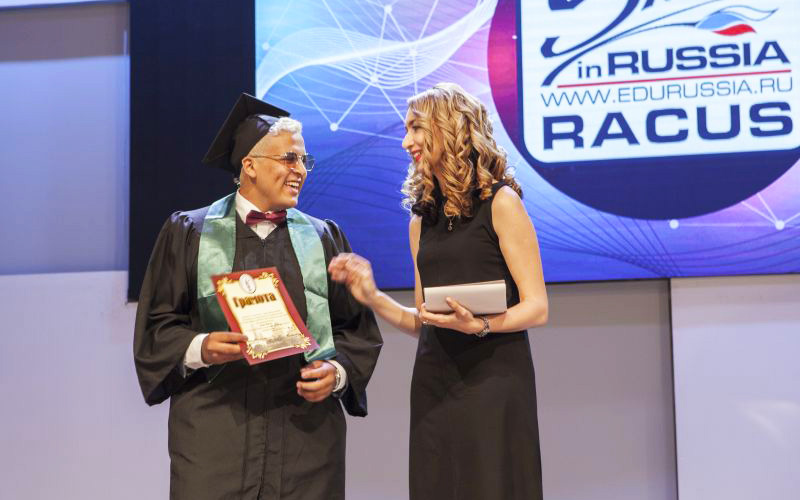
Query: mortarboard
202 93 290 174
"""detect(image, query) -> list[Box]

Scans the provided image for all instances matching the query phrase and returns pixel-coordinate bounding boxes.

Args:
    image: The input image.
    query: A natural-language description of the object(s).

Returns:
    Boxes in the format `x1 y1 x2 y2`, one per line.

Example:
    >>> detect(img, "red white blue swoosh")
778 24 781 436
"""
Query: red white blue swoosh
695 6 778 36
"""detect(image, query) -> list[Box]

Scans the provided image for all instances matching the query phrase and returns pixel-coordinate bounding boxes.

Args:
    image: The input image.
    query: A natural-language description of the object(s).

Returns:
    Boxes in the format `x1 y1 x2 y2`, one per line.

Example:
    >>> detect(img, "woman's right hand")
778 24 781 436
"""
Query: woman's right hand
328 253 379 307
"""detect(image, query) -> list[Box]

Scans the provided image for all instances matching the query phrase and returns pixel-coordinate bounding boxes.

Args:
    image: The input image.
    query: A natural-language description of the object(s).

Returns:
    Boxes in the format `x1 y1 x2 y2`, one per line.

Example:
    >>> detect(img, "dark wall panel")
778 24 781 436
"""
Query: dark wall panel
129 0 253 299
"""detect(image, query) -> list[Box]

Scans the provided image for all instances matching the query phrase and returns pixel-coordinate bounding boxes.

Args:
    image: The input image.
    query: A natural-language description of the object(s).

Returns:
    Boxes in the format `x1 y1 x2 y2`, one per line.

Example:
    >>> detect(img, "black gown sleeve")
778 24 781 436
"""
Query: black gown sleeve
321 219 383 417
133 212 202 406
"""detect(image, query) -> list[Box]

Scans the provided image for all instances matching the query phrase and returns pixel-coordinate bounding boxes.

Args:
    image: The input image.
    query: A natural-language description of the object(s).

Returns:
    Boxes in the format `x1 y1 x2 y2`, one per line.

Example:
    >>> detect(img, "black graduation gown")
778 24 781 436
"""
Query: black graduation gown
133 207 383 500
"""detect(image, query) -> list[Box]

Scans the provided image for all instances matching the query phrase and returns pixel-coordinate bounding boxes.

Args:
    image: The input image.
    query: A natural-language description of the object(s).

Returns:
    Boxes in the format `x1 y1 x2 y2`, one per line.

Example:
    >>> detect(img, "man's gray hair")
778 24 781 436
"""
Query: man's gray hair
267 116 302 136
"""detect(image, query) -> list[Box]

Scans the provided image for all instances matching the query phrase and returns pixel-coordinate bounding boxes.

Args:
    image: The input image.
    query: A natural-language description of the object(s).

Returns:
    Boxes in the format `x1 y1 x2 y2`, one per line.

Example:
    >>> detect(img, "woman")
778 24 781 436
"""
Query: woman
328 83 548 499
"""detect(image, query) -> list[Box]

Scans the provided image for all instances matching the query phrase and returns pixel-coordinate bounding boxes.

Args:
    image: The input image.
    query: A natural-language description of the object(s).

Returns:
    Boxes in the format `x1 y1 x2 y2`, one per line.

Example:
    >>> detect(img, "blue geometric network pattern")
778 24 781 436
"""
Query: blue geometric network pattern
256 0 800 286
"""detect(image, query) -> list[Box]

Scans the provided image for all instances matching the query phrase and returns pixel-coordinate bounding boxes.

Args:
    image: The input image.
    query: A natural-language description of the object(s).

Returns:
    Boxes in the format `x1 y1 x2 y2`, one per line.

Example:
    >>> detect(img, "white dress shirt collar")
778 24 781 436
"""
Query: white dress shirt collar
235 191 278 240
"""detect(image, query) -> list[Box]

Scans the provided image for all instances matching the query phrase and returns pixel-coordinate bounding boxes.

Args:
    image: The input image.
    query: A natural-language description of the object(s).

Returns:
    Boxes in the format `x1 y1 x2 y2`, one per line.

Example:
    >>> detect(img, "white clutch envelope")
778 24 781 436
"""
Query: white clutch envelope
424 280 507 315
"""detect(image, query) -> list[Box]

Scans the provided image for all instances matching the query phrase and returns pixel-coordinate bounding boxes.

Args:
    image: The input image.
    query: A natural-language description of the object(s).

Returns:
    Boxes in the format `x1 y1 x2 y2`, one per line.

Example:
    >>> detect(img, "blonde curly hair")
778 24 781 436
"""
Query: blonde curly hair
401 82 522 221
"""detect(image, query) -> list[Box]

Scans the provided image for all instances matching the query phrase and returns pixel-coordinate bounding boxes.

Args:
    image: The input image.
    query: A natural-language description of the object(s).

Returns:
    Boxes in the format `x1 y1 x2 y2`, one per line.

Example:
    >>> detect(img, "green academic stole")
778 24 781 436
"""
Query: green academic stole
196 193 336 379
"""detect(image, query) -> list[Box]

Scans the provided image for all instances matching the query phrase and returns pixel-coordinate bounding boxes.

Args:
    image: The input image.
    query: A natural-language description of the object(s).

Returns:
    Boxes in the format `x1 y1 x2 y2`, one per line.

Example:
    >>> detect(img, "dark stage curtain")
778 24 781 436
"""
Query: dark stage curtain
129 0 254 300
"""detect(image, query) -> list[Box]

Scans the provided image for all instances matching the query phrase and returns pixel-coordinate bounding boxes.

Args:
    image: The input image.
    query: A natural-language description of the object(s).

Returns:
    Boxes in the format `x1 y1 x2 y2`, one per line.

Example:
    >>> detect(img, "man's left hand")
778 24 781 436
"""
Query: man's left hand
297 360 336 402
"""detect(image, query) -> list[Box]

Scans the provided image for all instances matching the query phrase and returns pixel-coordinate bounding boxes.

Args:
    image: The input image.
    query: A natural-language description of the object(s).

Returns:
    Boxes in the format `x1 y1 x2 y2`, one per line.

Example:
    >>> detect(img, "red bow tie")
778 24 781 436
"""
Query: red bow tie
245 210 287 225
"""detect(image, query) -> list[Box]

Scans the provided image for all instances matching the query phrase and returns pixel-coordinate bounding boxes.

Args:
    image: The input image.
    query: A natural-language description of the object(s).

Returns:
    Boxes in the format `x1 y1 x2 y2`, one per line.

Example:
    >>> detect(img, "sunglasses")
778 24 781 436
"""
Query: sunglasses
249 152 315 171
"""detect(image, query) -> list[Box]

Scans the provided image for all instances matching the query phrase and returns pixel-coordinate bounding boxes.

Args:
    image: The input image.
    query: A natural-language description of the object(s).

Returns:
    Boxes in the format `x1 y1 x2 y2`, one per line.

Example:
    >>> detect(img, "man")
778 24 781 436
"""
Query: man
133 93 383 499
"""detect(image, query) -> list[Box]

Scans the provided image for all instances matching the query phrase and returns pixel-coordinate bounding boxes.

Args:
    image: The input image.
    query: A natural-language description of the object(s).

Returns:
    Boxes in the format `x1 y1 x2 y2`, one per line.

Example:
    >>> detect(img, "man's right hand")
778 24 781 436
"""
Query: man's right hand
201 332 247 365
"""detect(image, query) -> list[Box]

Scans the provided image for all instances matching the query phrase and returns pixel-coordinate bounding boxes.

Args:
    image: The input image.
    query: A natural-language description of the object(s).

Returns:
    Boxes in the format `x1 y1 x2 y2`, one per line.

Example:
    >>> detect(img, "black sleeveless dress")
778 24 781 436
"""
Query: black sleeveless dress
410 182 543 500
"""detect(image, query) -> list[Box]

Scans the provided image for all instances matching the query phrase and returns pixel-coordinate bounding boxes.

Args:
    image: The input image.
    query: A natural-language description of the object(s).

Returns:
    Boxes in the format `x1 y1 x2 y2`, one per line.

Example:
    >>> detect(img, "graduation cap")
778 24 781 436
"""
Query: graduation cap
202 93 290 174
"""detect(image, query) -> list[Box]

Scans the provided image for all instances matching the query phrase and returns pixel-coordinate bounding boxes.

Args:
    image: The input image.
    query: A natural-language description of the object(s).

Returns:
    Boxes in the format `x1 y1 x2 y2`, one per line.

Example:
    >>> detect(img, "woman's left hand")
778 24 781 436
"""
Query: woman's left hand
419 297 484 334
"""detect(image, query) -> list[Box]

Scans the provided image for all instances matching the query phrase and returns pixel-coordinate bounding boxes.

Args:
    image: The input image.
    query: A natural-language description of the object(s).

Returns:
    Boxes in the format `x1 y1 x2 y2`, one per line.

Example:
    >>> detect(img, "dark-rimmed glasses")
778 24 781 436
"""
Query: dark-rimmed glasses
249 152 315 171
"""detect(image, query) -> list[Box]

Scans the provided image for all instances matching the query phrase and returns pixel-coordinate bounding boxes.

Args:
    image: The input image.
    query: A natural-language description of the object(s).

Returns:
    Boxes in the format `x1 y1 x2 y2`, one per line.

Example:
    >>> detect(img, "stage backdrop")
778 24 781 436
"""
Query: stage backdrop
128 0 799 297
256 0 799 287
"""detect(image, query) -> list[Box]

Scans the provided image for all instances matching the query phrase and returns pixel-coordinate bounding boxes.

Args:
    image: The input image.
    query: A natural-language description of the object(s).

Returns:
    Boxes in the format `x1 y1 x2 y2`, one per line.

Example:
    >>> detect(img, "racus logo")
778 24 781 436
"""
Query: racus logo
488 0 798 219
